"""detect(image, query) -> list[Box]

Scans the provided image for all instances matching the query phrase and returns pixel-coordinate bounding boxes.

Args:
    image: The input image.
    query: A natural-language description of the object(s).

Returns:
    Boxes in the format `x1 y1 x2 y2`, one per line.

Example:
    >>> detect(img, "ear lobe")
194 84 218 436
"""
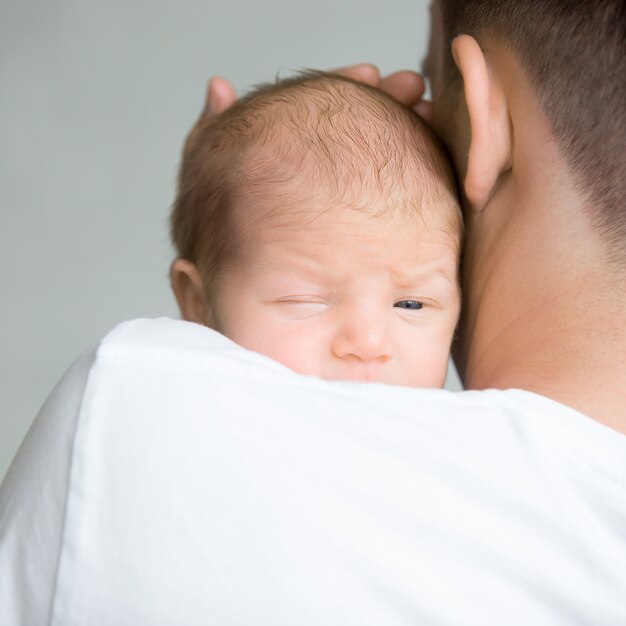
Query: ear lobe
452 35 512 210
169 259 213 326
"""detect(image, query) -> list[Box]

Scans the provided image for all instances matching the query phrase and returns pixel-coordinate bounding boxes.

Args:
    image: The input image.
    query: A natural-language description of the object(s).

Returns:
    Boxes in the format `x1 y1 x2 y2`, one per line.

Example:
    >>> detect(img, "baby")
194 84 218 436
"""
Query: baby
170 71 462 387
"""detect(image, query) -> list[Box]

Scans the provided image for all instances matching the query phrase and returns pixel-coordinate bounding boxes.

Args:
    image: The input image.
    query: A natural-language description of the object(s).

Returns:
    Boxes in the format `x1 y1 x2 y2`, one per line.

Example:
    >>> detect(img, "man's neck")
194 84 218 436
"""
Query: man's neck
464 287 626 434
459 142 626 435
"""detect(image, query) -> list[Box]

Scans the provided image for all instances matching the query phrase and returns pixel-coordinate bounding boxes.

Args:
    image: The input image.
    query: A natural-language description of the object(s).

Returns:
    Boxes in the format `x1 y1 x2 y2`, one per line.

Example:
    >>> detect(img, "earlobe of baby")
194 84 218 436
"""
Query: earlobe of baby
169 259 213 327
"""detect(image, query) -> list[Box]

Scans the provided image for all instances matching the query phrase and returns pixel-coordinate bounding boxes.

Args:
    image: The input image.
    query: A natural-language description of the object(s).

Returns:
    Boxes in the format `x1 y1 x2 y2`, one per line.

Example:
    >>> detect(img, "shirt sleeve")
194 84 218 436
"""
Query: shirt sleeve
0 346 96 626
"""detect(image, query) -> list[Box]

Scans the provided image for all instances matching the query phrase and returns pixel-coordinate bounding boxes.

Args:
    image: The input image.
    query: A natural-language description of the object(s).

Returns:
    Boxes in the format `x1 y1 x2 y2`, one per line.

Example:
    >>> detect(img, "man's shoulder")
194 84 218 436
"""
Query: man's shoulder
95 318 621 437
2 317 626 625
90 318 626 486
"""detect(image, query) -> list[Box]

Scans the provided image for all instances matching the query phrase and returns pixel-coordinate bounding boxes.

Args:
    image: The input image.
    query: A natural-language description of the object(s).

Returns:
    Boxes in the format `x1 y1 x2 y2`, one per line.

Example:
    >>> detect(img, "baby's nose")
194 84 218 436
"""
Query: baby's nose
331 315 392 363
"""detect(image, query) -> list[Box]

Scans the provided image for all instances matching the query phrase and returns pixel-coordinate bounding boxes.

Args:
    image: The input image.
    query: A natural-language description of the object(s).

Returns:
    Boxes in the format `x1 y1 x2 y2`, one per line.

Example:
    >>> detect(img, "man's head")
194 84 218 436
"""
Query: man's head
423 0 626 382
170 72 462 386
429 0 624 243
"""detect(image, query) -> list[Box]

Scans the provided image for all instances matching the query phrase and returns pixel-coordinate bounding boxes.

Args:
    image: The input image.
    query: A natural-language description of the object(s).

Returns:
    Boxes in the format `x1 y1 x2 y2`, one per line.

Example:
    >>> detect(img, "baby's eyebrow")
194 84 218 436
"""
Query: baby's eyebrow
255 258 335 282
391 266 458 290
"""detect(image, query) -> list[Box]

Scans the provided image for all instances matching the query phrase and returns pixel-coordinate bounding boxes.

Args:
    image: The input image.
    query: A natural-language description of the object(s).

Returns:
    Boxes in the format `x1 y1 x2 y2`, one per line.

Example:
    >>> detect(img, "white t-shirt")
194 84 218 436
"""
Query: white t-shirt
1 318 625 625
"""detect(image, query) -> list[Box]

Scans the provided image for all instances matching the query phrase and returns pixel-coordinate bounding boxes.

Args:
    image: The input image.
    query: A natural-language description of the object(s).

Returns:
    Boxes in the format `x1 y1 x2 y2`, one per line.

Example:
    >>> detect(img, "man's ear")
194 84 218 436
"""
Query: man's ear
452 35 512 210
169 259 213 326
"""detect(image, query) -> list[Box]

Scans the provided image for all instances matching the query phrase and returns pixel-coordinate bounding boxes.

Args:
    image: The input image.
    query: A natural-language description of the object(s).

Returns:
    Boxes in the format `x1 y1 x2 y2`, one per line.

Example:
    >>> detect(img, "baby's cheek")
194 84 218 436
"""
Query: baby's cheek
262 327 323 376
224 317 321 376
407 354 449 388
216 297 323 375
403 331 452 388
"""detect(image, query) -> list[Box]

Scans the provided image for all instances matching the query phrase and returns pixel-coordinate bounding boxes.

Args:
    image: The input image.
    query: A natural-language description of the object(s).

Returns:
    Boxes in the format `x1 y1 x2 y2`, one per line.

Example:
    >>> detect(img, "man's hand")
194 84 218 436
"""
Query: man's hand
335 64 433 121
182 76 237 157
183 64 433 157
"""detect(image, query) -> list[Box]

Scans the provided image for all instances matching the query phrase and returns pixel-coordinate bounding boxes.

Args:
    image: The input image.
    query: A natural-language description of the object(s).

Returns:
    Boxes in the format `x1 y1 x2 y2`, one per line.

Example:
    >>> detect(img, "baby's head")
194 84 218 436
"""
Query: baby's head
171 72 462 387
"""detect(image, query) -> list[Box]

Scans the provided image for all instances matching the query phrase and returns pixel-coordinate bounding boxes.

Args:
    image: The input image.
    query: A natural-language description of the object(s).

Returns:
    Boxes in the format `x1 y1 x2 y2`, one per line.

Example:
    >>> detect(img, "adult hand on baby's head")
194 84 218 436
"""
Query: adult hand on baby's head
182 66 433 159
335 64 433 122
197 77 237 119
184 65 433 155
183 77 237 157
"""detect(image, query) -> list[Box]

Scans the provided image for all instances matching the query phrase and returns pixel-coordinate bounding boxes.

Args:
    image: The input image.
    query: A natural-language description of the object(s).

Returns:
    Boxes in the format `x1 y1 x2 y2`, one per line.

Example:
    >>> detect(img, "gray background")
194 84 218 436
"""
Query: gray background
0 0 460 480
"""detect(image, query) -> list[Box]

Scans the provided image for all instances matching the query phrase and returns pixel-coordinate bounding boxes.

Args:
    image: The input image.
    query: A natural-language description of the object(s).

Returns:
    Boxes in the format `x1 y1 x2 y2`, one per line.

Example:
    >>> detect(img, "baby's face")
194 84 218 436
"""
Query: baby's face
212 200 460 387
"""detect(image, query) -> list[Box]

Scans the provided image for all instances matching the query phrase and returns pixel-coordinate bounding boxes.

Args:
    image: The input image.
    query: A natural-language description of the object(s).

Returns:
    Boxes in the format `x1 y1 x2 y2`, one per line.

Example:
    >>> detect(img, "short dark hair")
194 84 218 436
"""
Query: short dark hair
171 71 460 300
439 0 625 259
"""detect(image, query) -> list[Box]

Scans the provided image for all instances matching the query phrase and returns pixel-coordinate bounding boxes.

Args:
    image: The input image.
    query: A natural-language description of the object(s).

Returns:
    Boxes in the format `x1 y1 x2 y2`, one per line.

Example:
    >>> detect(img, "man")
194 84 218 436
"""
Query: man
1 1 624 624
198 0 626 435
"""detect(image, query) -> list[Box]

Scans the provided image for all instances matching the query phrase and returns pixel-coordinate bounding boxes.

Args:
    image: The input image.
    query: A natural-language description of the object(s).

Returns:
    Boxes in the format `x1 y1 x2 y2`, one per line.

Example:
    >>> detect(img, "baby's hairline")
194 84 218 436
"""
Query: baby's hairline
233 157 462 235
232 136 463 245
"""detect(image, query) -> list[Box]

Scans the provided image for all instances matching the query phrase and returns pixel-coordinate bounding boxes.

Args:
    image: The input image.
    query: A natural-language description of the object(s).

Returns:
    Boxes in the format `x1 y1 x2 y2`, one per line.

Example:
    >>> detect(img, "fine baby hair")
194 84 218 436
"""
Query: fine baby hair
170 70 461 303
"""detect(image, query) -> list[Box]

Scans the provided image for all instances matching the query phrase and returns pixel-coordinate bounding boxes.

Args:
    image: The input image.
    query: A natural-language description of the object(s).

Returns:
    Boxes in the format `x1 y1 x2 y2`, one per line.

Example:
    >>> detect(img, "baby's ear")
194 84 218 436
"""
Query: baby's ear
169 259 213 326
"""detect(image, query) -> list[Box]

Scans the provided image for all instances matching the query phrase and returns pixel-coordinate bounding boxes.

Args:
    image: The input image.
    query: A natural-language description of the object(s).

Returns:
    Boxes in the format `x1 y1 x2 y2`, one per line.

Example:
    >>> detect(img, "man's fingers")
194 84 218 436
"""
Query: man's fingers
333 63 381 86
183 67 432 160
204 69 426 115
414 100 434 123
183 77 237 157
331 66 430 120
202 77 237 119
379 71 426 107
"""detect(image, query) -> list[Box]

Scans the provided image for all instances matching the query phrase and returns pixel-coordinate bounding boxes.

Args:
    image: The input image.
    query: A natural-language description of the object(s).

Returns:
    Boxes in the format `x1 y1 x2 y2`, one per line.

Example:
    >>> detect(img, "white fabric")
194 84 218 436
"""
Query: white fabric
1 318 625 625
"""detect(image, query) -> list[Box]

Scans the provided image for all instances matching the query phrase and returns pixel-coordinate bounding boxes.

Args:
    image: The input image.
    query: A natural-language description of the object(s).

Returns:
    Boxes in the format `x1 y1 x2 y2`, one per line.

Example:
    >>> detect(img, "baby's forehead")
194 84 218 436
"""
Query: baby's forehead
233 174 462 259
230 194 461 295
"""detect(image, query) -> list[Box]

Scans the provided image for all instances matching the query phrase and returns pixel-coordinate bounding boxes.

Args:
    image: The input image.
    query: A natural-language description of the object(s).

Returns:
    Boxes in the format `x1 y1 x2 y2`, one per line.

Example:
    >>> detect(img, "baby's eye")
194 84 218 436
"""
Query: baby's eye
394 300 424 310
275 298 328 319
